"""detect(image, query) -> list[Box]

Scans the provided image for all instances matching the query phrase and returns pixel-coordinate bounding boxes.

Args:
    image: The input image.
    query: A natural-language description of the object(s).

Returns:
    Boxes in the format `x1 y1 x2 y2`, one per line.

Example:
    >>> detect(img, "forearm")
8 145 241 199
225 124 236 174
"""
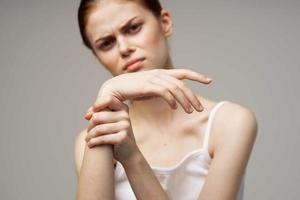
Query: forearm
121 149 169 200
76 144 115 200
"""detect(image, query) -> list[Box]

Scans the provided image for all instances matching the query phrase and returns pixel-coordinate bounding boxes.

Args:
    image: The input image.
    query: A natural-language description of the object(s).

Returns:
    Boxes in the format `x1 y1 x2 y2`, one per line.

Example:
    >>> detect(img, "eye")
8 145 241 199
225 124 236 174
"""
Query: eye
126 23 142 34
98 38 115 51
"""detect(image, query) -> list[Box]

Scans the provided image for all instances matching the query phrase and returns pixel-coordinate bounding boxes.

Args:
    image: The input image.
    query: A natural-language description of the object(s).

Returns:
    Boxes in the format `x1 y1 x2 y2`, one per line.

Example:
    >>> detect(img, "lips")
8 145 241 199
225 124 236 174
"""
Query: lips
123 57 145 72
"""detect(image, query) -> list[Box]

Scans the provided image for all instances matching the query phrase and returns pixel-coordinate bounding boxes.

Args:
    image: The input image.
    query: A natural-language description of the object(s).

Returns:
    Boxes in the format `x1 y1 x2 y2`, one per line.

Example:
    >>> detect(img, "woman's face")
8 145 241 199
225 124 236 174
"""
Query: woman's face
85 0 173 76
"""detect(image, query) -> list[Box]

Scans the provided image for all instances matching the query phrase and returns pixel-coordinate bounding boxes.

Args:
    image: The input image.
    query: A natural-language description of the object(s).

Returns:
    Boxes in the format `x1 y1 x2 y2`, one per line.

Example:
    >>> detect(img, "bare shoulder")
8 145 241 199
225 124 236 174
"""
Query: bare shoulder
215 101 258 132
196 100 258 199
199 96 258 136
74 128 88 178
211 100 258 157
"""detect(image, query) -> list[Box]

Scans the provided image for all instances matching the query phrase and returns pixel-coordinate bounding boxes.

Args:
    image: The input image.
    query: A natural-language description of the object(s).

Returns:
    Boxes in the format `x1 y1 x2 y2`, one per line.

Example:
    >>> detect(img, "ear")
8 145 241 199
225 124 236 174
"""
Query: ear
159 9 173 38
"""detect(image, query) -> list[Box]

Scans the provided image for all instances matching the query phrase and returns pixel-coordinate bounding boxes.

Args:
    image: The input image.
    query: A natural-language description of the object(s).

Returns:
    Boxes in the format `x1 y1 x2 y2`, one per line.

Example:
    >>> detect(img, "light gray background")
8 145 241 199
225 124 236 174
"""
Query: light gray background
1 0 299 199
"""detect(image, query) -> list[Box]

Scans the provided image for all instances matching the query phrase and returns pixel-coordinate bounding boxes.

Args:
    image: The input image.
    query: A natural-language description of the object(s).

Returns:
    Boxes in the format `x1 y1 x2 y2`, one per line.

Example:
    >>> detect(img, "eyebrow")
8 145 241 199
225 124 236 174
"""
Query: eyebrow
94 16 139 44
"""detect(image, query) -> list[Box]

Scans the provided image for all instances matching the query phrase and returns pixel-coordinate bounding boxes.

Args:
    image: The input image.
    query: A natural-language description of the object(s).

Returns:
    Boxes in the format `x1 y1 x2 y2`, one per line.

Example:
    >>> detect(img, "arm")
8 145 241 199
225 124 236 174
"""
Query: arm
197 103 258 200
74 129 115 200
121 148 169 200
86 69 213 119
84 103 170 200
119 103 257 200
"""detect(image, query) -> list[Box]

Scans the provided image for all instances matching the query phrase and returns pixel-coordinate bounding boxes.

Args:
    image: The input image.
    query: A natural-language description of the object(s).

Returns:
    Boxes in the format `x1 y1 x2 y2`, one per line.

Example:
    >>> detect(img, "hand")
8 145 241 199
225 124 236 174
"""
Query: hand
85 99 139 164
85 68 213 120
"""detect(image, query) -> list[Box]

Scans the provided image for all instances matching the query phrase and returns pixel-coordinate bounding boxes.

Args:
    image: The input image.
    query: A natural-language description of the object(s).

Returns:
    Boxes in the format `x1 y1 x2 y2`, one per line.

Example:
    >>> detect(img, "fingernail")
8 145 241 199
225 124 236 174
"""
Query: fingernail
196 105 202 112
206 77 213 81
199 106 204 112
87 142 92 148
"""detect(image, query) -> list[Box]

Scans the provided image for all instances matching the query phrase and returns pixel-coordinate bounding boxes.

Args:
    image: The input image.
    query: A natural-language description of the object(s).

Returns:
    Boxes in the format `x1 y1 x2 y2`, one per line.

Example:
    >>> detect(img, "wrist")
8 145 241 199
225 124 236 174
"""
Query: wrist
120 148 143 169
99 80 114 96
100 81 127 103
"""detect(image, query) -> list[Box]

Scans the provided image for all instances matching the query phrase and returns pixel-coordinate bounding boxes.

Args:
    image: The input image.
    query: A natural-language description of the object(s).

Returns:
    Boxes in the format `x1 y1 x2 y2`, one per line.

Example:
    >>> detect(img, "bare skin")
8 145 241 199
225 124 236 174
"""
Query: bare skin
75 95 218 199
128 95 218 167
75 1 258 199
77 95 217 169
75 96 257 200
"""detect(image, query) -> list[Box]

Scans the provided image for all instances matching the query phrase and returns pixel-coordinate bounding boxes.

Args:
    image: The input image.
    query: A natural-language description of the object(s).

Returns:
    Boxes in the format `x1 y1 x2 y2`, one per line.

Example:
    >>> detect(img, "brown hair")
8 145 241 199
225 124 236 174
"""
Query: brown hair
78 0 163 50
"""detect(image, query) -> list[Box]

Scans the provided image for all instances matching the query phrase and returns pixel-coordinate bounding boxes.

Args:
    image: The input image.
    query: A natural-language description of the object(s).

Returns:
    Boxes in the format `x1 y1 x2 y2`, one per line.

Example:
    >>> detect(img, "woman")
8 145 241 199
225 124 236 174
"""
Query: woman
74 0 258 199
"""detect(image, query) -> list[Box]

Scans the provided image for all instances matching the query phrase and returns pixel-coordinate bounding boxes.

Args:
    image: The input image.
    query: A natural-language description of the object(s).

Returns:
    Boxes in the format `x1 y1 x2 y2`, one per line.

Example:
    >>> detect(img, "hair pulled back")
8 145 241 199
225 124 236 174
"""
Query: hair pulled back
78 0 163 50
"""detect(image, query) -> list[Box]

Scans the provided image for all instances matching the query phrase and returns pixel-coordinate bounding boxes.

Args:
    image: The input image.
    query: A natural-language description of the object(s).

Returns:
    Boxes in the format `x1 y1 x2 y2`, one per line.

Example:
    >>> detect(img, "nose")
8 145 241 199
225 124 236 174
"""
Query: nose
117 37 134 58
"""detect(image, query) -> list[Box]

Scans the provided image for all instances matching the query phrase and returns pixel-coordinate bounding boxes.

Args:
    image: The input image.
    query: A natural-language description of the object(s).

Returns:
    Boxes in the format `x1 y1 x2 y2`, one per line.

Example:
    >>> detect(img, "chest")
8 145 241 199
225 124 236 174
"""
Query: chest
132 115 209 168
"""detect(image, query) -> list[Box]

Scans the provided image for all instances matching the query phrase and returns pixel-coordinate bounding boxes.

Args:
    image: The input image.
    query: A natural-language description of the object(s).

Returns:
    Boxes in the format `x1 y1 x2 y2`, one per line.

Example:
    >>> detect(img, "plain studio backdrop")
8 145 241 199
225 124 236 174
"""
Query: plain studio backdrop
0 0 299 199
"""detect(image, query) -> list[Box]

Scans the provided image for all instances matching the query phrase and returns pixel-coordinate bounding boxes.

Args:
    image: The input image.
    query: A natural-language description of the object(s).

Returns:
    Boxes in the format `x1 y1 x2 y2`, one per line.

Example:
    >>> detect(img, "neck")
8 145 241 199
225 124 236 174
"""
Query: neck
128 57 178 126
129 96 178 126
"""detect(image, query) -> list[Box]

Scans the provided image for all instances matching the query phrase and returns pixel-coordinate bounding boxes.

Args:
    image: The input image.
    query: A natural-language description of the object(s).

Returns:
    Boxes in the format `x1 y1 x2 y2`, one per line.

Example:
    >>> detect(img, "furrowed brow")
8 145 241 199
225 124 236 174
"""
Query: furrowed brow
94 16 139 44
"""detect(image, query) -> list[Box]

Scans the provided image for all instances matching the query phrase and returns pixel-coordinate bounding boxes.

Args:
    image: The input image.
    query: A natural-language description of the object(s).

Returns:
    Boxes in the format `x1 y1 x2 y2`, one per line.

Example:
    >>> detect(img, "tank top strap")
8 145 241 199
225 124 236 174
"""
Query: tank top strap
202 101 228 150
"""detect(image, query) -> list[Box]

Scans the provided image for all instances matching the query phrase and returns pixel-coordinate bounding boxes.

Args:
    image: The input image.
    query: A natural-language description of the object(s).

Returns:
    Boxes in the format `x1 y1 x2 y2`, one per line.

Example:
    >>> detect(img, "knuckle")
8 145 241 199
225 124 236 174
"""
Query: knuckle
90 113 99 123
87 122 94 131
99 112 108 120
87 130 94 139
90 114 96 122
94 126 103 135
119 131 128 143
170 98 177 105
121 120 130 129
159 87 168 93
97 125 106 135
171 84 180 91
120 110 129 119
185 101 191 107
89 138 98 146
165 92 174 101
178 81 186 88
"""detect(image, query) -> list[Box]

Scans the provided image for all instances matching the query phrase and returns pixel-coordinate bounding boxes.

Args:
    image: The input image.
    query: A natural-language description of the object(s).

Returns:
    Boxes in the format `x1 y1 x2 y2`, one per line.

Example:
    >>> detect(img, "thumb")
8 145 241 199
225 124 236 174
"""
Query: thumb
106 97 124 111
93 95 112 112
93 95 124 112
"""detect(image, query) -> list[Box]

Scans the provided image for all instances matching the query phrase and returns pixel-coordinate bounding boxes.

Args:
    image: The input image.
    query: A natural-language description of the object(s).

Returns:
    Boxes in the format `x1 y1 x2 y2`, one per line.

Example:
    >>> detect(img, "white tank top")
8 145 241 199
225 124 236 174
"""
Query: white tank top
114 101 245 200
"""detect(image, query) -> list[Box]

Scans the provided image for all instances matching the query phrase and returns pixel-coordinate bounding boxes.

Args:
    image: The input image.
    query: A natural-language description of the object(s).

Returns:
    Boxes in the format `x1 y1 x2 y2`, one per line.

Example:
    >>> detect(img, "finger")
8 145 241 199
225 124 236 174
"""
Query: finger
85 96 121 121
86 106 93 115
88 131 127 148
85 105 112 120
144 79 178 109
84 99 119 120
85 106 94 120
85 106 110 121
161 74 204 112
150 77 193 113
87 109 128 132
93 95 114 112
94 95 125 112
165 69 213 84
86 120 129 142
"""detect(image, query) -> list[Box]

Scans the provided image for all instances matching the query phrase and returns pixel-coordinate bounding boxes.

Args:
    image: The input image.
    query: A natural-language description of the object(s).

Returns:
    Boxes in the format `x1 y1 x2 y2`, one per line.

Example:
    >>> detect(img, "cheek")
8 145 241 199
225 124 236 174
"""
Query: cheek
96 51 119 74
138 27 169 67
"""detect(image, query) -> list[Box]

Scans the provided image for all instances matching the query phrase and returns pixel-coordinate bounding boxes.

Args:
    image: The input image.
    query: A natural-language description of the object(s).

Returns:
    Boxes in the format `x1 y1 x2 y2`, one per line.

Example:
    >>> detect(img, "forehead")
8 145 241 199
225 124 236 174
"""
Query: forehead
86 0 150 39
